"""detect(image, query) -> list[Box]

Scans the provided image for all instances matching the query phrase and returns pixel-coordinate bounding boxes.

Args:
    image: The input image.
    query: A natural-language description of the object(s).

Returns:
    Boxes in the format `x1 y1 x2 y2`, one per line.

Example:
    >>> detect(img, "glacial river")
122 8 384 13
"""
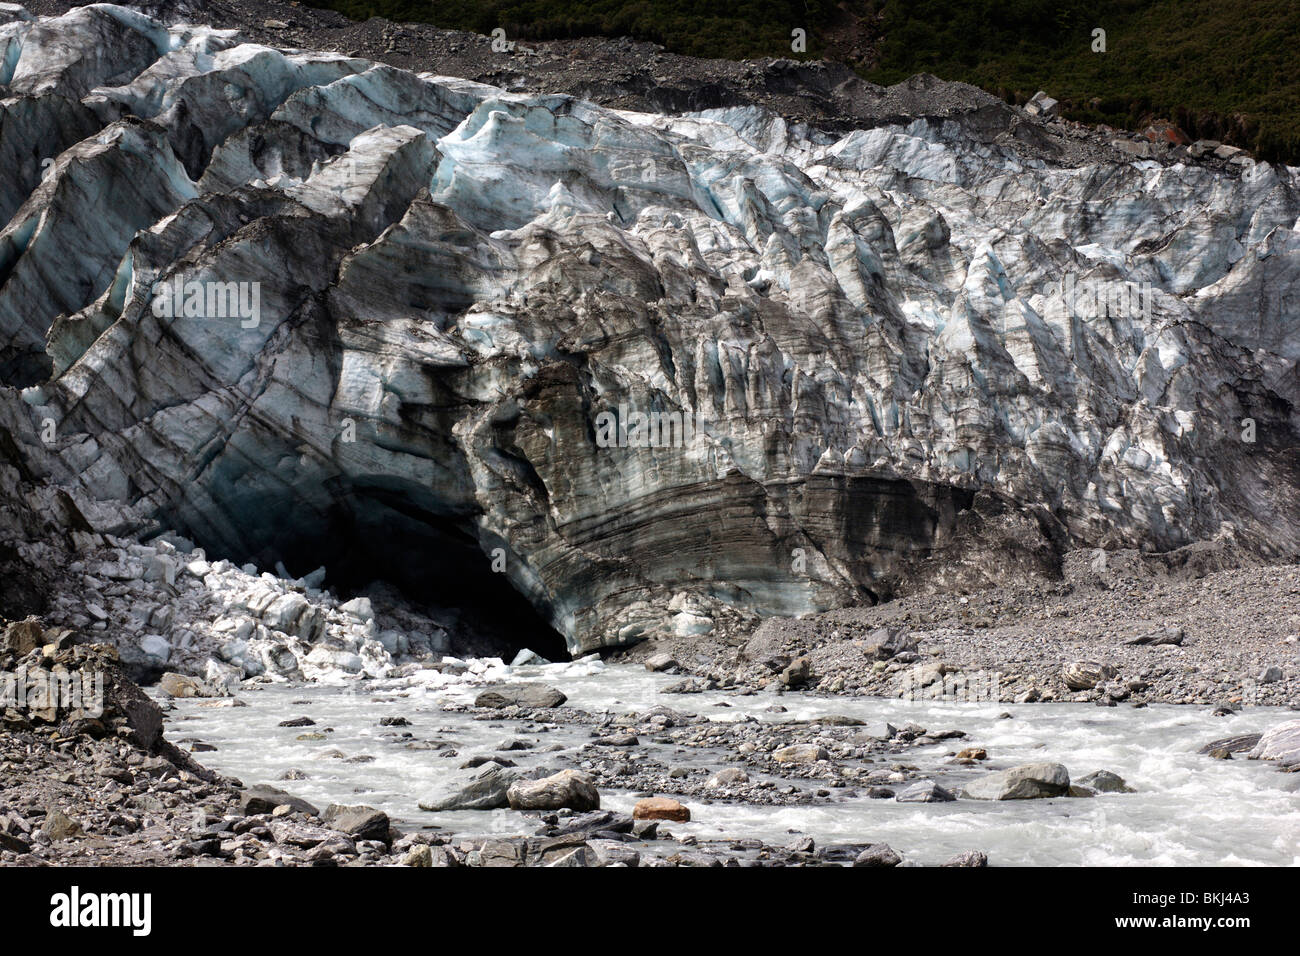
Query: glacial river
162 659 1300 866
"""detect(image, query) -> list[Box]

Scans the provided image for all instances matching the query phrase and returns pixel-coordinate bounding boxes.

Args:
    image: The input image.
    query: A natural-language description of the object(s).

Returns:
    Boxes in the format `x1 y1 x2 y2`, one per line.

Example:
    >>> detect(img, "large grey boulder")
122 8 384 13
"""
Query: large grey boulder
240 785 320 817
474 684 567 709
895 780 956 803
418 763 521 811
1024 90 1059 118
506 770 600 812
962 762 1071 800
853 843 902 867
1076 770 1135 793
322 804 390 842
1249 720 1300 768
1197 733 1262 755
863 627 917 660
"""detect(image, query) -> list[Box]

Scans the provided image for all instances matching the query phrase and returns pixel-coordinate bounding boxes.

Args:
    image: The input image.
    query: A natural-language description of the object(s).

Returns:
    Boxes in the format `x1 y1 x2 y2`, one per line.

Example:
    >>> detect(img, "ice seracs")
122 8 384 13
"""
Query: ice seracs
0 4 1297 657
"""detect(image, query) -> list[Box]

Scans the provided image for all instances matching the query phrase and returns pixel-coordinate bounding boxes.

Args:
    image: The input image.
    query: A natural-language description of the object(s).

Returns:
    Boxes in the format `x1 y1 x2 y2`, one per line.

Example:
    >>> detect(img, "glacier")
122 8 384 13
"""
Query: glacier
0 4 1298 655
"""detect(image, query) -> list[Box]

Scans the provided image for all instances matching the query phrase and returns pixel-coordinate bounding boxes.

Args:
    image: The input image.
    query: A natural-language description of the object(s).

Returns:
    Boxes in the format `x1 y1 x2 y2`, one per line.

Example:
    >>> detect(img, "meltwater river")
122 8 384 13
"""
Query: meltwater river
162 659 1300 866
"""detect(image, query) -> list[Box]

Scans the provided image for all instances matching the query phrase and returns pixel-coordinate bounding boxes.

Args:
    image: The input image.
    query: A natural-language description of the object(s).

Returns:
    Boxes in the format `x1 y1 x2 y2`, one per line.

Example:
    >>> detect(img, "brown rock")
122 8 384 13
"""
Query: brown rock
158 672 216 698
42 809 82 841
633 797 690 822
2 618 44 656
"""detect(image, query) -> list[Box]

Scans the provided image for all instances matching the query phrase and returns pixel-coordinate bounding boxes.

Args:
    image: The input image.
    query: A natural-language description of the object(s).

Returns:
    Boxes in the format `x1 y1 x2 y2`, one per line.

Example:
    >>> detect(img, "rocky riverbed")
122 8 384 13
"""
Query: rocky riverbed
3 603 1298 867
157 657 1300 866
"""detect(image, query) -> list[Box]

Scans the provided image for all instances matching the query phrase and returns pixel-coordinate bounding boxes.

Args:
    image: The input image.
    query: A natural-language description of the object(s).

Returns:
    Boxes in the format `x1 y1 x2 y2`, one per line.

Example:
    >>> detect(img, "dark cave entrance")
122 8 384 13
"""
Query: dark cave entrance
165 485 571 663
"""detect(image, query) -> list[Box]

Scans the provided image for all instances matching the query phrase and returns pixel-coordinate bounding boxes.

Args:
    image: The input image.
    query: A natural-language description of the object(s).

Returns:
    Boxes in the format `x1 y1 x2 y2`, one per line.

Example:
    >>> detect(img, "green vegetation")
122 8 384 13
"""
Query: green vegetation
863 0 1300 163
314 0 1300 163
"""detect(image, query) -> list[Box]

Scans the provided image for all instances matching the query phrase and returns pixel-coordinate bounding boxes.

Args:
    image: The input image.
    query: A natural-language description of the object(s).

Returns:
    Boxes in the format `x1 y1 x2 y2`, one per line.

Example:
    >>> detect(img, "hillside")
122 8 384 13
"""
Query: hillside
313 0 1300 162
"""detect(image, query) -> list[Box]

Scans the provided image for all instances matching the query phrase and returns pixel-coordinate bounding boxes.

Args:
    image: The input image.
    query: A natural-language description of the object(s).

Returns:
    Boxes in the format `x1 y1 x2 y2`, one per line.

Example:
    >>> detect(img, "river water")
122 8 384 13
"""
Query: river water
162 658 1300 866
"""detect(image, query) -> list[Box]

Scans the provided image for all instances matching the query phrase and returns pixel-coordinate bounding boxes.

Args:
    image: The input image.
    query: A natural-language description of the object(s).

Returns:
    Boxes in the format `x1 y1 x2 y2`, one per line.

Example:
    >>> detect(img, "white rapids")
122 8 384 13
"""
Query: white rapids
163 661 1300 866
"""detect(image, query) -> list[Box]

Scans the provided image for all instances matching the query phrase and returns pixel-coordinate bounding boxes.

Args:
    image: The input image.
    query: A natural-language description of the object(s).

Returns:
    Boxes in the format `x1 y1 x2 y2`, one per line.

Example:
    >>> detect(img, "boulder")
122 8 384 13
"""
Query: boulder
1249 720 1300 768
740 624 792 669
474 684 567 709
863 626 917 660
1113 139 1155 159
1024 90 1059 118
269 821 333 847
942 850 988 867
772 743 828 764
240 785 320 817
962 762 1070 800
473 839 529 867
706 767 749 788
158 672 219 698
1126 627 1183 646
42 809 82 841
853 843 901 867
403 844 433 867
815 714 865 727
418 763 521 811
546 846 597 867
506 770 600 812
0 832 31 853
550 809 635 837
643 652 678 672
780 656 813 688
1062 661 1117 691
588 838 640 867
2 617 44 656
633 797 691 822
592 733 638 747
1076 770 1135 793
894 780 956 803
1197 733 1262 755
322 804 390 842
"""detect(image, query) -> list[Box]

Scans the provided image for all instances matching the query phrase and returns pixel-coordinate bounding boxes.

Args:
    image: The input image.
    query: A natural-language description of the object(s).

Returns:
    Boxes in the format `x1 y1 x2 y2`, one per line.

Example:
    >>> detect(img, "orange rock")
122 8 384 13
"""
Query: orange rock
633 797 690 822
1141 121 1191 146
